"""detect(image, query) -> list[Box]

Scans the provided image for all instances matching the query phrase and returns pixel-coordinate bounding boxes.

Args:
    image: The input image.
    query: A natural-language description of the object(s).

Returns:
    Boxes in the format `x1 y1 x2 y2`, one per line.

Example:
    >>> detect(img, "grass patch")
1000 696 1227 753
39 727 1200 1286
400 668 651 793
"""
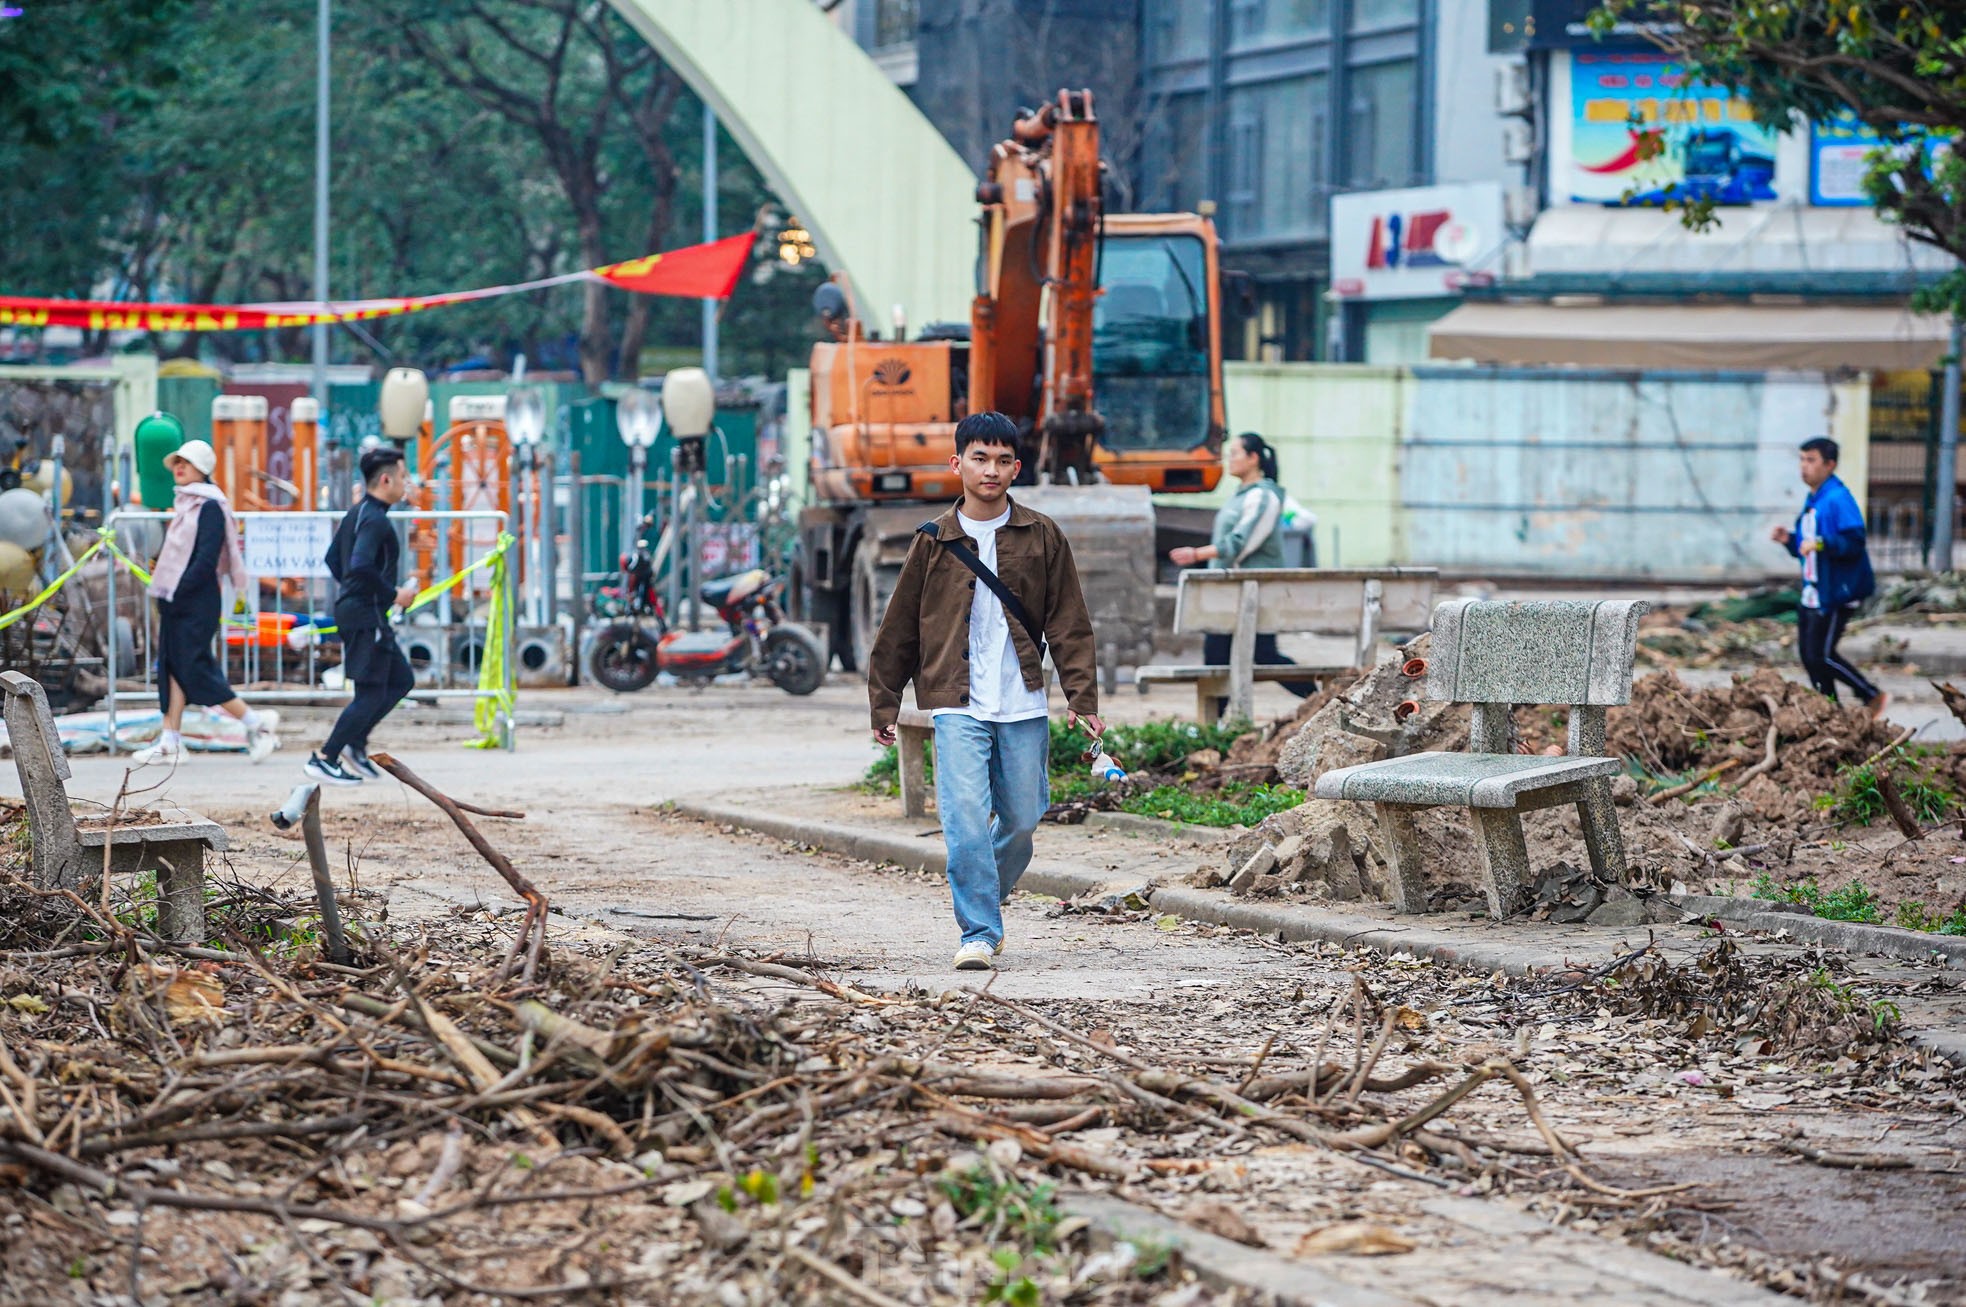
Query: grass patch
1814 745 1958 827
1116 782 1304 828
1893 899 1966 935
1750 872 1882 924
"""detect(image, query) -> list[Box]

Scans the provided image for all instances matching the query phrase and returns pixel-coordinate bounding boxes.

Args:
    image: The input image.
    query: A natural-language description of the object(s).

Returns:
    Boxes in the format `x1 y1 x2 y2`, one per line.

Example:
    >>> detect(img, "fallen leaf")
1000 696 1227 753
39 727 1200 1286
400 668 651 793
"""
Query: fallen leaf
1295 1222 1416 1256
1154 914 1181 931
138 965 224 1026
1391 1005 1428 1032
660 1179 714 1207
5 994 49 1015
1184 1199 1266 1247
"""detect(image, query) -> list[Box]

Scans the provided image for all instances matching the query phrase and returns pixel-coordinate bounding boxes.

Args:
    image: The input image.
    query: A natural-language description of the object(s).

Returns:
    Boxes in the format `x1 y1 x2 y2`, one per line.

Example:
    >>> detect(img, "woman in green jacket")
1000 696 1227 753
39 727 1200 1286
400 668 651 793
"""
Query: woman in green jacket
1167 432 1315 709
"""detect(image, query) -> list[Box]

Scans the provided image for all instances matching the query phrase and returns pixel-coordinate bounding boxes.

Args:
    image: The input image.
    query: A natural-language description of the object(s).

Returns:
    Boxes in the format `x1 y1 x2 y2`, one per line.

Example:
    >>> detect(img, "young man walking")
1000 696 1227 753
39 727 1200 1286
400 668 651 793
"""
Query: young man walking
306 446 420 785
869 411 1104 970
1772 436 1887 717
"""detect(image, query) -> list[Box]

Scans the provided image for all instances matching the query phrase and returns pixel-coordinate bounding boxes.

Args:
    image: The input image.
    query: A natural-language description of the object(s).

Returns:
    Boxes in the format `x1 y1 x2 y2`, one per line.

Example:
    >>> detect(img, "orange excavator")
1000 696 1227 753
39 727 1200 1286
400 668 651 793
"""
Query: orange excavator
796 89 1228 673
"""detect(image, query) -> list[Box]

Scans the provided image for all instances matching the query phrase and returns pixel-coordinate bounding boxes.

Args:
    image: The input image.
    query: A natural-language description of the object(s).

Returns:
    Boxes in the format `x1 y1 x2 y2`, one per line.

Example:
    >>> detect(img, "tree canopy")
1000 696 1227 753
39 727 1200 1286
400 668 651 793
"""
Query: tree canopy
0 0 821 378
1597 1 1966 308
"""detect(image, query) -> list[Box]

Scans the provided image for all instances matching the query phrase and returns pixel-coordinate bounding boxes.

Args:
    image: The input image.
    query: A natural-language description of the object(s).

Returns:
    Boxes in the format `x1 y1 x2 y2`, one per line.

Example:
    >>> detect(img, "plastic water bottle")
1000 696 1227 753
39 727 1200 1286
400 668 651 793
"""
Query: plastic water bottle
1089 749 1127 783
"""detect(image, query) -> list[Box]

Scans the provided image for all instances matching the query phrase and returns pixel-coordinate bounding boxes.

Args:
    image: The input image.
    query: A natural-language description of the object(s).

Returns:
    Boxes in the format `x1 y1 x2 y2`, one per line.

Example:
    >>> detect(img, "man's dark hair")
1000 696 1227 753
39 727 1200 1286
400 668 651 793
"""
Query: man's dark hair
954 411 1020 456
1800 436 1839 464
360 445 406 486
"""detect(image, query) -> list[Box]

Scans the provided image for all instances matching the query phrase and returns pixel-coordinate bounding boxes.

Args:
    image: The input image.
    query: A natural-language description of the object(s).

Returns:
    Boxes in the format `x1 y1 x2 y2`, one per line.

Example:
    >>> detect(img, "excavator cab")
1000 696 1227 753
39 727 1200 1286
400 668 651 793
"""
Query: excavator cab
1089 216 1224 492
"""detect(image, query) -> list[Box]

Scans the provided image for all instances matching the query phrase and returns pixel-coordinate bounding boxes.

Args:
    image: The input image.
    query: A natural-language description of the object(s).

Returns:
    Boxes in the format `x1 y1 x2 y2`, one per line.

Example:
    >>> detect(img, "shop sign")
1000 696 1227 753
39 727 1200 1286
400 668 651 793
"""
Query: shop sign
1330 183 1504 301
1568 53 1779 207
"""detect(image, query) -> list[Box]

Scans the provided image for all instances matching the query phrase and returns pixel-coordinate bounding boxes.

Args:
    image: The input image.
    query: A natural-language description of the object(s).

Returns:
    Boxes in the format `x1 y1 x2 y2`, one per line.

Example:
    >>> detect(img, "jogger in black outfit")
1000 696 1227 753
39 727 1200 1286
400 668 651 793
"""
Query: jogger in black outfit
306 446 420 785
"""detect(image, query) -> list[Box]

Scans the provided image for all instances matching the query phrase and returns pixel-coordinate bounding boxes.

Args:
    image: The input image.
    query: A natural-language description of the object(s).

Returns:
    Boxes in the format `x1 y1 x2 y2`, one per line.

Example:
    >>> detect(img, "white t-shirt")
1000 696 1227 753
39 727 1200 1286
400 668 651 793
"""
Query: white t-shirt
930 505 1051 723
1798 506 1821 610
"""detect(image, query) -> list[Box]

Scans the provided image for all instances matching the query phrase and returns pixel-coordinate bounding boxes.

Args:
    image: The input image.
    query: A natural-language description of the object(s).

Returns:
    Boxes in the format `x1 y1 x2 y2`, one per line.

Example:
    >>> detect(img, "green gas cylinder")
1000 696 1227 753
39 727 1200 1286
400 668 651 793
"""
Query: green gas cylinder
133 412 186 509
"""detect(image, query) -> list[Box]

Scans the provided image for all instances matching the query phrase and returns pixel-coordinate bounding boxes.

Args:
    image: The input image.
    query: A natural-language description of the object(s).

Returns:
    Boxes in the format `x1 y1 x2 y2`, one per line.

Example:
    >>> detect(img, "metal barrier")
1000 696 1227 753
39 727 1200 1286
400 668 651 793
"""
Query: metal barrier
102 507 516 752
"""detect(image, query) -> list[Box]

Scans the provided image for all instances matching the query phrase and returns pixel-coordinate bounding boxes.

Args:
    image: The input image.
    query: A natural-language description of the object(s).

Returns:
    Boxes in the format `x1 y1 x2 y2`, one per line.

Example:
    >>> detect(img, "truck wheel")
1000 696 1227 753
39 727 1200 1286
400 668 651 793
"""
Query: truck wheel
849 537 899 675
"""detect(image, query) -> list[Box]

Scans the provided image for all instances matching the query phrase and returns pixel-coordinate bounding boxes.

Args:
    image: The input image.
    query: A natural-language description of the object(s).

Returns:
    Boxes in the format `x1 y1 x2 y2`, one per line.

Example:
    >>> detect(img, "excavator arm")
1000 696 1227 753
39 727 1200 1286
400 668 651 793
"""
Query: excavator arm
971 89 1104 481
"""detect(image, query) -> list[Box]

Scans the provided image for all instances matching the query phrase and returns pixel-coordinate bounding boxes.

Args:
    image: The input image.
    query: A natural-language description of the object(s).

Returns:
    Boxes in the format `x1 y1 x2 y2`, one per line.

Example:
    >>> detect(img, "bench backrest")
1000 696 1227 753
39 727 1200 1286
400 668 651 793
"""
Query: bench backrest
1426 599 1648 708
0 670 79 886
1173 568 1439 638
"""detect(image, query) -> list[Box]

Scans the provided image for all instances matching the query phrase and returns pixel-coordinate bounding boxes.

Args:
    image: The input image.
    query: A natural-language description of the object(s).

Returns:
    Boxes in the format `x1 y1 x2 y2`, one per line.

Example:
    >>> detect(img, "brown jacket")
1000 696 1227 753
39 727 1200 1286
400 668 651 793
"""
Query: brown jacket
867 496 1099 730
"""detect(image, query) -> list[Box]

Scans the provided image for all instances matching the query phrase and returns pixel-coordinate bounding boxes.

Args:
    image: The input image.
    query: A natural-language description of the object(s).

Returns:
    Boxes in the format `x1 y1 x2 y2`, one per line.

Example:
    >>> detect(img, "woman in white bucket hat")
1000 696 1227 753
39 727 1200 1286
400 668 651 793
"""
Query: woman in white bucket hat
131 438 279 766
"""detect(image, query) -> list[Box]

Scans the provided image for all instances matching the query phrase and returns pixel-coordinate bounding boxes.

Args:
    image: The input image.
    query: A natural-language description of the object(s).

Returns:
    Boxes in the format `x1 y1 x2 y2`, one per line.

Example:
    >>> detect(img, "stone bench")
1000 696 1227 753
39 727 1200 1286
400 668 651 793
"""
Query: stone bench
1313 599 1646 919
1139 568 1438 724
896 707 935 818
2 671 225 942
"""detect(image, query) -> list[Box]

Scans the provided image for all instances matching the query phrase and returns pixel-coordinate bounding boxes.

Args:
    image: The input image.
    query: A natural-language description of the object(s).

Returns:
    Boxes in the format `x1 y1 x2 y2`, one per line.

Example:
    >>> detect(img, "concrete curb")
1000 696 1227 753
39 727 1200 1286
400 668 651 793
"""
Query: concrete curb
1083 810 1233 844
672 798 1606 977
1063 1191 1418 1307
669 798 1119 902
1674 893 1966 967
674 798 1966 1066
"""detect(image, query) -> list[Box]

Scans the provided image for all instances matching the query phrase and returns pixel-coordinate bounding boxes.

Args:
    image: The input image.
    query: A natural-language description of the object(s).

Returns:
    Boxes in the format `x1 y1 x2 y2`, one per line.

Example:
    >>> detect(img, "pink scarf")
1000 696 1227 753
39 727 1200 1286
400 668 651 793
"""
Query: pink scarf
150 482 248 602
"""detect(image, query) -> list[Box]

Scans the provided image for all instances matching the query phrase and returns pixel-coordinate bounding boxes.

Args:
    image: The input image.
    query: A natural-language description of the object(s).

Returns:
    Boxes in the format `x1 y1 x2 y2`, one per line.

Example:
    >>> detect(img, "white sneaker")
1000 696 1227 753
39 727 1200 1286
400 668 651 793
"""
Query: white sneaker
130 738 182 767
246 728 279 763
953 941 995 971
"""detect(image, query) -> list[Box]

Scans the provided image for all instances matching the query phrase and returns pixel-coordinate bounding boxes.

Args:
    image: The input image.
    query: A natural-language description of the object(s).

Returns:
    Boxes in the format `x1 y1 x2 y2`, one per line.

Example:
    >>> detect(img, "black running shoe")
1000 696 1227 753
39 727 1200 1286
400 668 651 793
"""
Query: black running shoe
304 753 363 787
345 748 384 781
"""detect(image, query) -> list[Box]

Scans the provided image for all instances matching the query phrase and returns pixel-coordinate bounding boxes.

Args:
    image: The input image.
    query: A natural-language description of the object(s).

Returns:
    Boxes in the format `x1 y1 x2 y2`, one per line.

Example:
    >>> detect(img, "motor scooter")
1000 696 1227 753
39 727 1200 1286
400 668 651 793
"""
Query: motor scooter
590 520 826 696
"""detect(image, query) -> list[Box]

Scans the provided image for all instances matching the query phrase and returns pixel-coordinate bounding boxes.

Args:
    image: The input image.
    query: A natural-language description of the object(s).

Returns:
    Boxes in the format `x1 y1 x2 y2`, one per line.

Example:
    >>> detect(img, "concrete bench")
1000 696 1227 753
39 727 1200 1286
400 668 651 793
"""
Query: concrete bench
896 707 935 818
2 671 225 942
1139 568 1438 724
1313 599 1646 920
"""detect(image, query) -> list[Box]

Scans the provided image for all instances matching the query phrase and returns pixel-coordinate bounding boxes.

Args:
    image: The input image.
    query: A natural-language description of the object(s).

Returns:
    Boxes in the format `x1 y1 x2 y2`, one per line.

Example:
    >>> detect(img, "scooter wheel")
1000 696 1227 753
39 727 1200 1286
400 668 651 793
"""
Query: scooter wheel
591 624 661 693
763 624 828 696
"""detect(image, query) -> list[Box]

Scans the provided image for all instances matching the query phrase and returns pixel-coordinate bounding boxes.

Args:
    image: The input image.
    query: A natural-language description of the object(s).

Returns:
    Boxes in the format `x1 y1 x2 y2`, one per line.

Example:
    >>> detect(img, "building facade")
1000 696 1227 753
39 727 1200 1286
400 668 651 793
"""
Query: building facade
832 0 1510 363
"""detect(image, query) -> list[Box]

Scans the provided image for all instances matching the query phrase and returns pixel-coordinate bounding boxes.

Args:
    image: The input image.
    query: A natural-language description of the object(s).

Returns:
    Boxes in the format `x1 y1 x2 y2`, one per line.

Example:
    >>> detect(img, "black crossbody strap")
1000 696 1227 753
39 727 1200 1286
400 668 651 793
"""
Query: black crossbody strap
917 522 1045 655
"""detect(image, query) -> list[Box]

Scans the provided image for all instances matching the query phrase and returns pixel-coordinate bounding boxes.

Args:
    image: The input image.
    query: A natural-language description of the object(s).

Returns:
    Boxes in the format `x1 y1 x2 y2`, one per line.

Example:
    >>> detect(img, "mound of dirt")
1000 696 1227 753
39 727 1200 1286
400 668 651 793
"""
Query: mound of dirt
1608 667 1900 824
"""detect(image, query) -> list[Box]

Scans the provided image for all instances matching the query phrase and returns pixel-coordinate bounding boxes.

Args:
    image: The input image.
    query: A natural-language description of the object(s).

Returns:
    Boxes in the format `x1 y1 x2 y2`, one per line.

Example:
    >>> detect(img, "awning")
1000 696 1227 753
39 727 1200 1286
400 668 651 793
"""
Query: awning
1427 301 1950 370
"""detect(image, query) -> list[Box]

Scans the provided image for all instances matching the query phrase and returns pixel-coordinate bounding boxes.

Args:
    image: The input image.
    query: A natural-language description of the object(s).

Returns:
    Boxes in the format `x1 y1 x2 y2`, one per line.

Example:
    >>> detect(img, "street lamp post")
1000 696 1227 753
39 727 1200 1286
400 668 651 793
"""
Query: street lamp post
507 389 547 626
1935 315 1964 570
311 0 330 406
616 391 661 614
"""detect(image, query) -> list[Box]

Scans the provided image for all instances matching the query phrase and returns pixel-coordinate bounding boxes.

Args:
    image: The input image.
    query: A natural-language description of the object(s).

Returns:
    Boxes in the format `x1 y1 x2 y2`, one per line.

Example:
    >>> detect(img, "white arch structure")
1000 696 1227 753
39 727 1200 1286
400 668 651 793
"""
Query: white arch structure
607 0 978 326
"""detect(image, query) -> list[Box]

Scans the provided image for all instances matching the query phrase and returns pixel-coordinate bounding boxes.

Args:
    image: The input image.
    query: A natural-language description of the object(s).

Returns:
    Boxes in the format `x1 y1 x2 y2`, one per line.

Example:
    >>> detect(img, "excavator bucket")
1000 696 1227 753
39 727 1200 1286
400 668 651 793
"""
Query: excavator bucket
1016 483 1158 674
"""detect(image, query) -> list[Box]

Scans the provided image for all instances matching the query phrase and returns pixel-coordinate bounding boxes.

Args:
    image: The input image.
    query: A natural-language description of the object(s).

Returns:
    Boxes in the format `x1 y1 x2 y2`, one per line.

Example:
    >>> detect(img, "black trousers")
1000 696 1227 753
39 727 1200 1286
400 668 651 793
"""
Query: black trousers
1795 603 1880 704
1203 632 1318 713
324 616 414 760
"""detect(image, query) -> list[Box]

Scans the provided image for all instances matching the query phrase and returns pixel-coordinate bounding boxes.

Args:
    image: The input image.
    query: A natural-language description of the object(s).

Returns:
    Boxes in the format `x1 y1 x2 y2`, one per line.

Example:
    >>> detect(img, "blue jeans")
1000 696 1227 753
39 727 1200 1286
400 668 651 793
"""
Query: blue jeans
932 714 1050 947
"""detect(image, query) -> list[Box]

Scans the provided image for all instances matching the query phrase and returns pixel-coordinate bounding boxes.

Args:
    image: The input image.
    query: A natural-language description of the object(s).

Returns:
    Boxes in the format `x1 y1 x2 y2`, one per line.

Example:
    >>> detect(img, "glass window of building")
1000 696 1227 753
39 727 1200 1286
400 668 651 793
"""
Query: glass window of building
1146 0 1212 63
1344 59 1417 189
872 0 917 47
1224 75 1327 242
1142 92 1211 213
1230 0 1332 47
1349 0 1418 31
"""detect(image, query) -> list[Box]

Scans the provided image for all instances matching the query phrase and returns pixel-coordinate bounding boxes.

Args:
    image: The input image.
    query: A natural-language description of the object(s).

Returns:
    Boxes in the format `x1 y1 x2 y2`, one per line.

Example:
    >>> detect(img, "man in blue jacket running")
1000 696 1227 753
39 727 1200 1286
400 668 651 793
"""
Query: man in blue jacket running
1771 437 1886 717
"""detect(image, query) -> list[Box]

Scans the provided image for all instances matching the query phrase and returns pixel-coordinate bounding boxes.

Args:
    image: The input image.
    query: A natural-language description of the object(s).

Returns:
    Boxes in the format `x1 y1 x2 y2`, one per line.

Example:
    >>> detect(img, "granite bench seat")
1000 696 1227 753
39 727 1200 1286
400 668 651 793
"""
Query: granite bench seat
1316 751 1624 809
